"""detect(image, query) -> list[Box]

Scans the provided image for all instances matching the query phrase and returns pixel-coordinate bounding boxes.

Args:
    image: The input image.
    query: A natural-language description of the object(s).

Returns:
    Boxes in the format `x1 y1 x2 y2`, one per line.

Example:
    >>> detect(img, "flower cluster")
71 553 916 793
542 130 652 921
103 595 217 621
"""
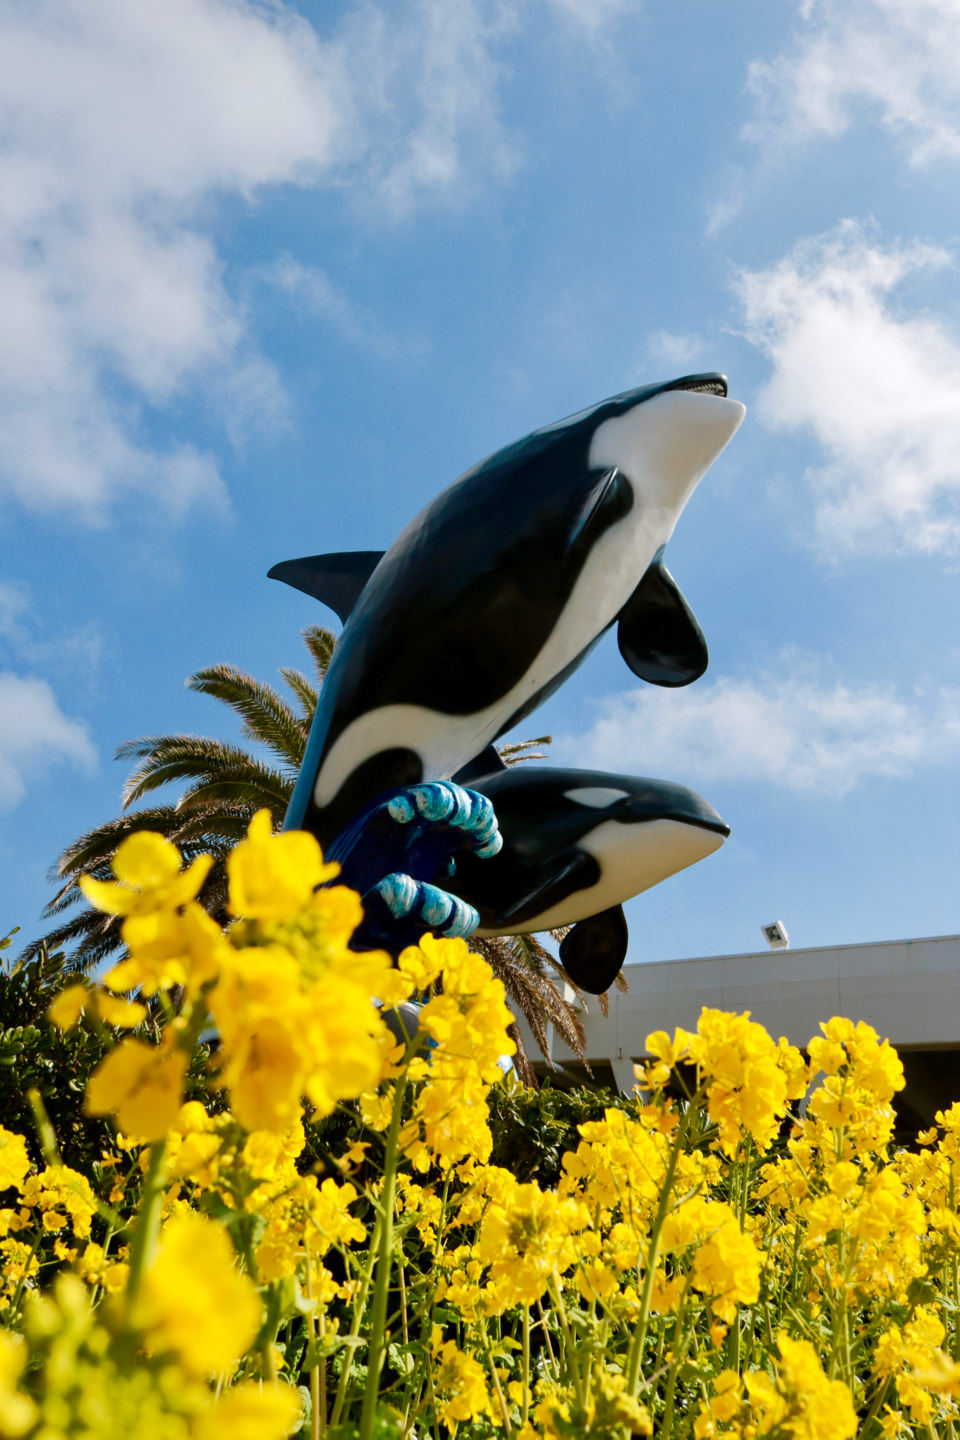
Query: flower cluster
72 812 396 1136
3 813 960 1438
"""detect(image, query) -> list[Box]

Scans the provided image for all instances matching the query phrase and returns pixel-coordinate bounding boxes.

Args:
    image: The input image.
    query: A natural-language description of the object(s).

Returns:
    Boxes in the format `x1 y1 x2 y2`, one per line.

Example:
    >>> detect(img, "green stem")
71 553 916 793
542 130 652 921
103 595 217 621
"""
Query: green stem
625 1100 694 1396
660 1282 694 1440
304 1245 322 1440
860 1373 893 1433
548 1271 585 1407
330 1231 379 1428
125 1139 167 1314
479 1328 513 1434
359 1074 408 1440
26 1087 60 1166
535 1297 558 1376
8 1228 43 1318
522 1304 530 1427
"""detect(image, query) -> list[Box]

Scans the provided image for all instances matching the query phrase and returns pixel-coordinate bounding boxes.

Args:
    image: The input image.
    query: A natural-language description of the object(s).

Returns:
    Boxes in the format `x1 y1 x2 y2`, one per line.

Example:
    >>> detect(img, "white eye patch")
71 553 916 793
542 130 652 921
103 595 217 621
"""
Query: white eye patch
563 787 630 809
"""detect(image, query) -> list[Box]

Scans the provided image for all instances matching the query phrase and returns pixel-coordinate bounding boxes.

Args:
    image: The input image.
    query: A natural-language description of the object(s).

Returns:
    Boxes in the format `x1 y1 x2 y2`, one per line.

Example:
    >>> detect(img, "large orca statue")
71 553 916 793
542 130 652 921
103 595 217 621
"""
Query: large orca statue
272 373 745 849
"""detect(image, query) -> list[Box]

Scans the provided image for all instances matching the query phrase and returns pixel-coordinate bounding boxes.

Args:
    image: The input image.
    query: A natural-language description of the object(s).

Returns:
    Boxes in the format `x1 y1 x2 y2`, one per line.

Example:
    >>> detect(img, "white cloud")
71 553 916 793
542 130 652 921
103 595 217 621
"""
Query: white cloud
2 0 628 522
736 221 960 557
745 0 960 165
262 256 417 361
0 580 103 684
543 0 632 42
558 655 960 796
0 672 96 810
0 0 342 520
642 330 707 374
336 0 520 216
0 583 31 646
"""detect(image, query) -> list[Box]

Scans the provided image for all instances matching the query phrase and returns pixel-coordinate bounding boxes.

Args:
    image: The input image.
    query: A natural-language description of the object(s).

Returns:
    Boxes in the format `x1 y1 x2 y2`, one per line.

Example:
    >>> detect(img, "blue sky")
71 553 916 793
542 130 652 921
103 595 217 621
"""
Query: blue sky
0 0 957 966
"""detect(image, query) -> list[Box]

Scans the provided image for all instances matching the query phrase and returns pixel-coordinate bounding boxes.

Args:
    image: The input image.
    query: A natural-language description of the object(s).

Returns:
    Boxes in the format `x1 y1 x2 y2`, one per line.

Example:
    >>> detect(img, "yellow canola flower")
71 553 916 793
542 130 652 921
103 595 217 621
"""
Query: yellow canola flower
646 1025 693 1069
86 1036 188 1141
698 1339 857 1440
139 1212 261 1376
474 1177 586 1309
47 982 88 1030
0 1331 37 1438
405 1074 495 1172
19 1164 97 1240
560 1106 708 1231
0 1127 31 1191
432 1339 491 1428
661 1195 760 1323
911 1348 960 1396
107 901 230 996
48 982 147 1030
80 831 212 917
808 1016 905 1104
227 808 339 919
211 940 386 1131
534 1371 652 1439
690 1008 792 1156
77 1240 129 1294
300 972 388 1115
96 992 148 1027
399 932 451 991
418 938 516 1080
193 1381 302 1440
773 1333 858 1440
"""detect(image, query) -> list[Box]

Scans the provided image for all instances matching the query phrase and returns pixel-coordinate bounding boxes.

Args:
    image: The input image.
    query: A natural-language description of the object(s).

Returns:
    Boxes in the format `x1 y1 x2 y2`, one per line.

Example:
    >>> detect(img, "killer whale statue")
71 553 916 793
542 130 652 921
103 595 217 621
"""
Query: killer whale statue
455 767 729 994
314 763 728 991
271 373 745 851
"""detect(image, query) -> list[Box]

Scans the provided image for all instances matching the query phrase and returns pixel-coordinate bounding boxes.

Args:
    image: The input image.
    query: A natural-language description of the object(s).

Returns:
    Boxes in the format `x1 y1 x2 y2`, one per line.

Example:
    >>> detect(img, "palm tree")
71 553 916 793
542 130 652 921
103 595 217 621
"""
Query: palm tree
26 626 587 1082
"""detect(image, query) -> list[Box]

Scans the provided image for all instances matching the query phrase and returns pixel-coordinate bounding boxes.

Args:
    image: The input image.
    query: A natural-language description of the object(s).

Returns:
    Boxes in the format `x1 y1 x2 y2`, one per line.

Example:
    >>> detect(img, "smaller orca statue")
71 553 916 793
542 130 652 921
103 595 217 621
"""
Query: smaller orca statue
447 767 730 994
270 373 745 850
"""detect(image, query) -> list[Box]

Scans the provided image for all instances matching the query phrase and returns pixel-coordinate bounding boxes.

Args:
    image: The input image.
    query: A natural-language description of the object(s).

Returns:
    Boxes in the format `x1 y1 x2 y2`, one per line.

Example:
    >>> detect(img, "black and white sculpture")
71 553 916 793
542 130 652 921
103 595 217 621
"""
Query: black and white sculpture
270 373 743 991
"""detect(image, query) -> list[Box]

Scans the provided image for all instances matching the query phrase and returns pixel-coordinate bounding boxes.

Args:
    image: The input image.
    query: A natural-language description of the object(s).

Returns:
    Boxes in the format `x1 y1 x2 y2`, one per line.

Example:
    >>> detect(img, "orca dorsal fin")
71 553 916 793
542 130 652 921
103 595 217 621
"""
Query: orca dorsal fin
559 905 628 995
268 551 384 625
617 552 708 687
452 744 508 785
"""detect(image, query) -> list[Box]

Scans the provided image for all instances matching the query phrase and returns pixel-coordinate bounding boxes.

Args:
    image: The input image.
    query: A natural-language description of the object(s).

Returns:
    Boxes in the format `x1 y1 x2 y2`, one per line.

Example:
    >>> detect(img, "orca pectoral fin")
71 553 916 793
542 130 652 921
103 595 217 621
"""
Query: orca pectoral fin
268 550 384 625
493 849 599 930
617 553 708 687
452 744 507 785
559 905 628 995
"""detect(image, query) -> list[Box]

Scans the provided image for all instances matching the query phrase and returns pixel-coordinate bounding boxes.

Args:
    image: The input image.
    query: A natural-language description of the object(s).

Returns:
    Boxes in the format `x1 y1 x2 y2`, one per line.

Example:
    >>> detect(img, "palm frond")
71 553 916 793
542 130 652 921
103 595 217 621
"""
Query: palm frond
186 665 305 768
504 1022 538 1088
301 625 336 686
472 934 586 1070
497 736 552 766
165 807 256 847
52 805 181 882
18 908 124 972
116 737 292 809
279 667 319 726
175 771 292 819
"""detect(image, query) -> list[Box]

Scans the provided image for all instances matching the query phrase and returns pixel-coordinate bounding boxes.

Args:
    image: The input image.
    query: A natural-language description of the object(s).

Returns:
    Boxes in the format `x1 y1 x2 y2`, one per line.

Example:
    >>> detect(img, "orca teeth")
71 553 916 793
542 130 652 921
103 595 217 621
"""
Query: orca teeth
666 374 728 398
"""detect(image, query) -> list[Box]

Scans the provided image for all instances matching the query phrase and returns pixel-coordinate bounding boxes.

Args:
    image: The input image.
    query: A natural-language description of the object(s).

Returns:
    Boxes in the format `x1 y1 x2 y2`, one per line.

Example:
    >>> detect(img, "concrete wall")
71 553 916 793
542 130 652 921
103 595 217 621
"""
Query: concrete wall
525 934 960 1094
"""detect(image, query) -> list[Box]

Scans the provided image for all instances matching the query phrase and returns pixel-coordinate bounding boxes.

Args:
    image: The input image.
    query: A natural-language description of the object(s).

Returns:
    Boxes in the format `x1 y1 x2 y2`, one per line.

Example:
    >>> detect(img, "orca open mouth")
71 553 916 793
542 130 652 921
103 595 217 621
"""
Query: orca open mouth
664 373 729 398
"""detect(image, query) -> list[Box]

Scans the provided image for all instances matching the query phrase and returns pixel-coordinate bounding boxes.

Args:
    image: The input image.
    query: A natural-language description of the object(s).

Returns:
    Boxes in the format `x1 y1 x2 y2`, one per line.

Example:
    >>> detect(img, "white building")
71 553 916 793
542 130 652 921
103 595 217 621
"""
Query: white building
525 934 960 1136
